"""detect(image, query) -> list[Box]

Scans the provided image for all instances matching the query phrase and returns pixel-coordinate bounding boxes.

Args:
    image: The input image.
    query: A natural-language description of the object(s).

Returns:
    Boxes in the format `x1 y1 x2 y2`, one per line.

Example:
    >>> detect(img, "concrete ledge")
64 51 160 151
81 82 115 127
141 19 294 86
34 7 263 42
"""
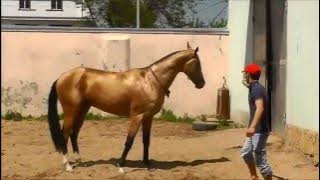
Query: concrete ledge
1 25 229 35
285 124 319 165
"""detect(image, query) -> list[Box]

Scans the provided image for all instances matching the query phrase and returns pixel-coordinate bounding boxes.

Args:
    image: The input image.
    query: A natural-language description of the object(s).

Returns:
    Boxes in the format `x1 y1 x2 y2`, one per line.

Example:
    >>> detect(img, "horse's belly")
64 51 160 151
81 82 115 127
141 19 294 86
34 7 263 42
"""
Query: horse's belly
81 75 131 116
92 101 130 116
86 91 131 116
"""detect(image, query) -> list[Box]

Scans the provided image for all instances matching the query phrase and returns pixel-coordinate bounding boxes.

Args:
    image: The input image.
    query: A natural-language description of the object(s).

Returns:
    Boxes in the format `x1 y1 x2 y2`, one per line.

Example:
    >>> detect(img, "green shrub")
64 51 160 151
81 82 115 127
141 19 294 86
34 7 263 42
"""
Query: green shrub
157 109 196 123
2 111 23 121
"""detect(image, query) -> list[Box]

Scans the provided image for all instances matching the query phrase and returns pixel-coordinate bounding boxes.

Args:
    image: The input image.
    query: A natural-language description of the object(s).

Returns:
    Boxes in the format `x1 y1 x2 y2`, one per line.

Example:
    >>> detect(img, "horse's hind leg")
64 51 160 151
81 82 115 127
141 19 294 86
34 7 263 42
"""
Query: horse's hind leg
60 105 85 172
70 104 90 163
61 116 74 171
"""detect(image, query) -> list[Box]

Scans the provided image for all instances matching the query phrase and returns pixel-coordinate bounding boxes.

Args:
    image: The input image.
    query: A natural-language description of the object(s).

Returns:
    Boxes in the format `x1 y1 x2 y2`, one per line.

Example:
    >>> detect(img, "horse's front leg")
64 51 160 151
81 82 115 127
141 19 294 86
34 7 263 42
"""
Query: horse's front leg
142 117 153 168
117 114 143 172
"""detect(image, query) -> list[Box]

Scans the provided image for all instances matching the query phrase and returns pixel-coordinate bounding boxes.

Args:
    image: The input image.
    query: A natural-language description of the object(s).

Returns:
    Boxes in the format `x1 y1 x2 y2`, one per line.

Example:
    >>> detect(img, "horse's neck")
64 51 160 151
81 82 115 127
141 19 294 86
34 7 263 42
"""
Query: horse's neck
150 51 192 90
150 64 177 90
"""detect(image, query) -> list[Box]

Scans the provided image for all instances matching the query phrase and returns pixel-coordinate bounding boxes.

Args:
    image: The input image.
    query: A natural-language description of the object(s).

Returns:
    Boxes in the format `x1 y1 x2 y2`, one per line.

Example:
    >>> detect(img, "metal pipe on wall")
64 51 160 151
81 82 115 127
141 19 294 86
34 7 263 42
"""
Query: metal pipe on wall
136 0 140 28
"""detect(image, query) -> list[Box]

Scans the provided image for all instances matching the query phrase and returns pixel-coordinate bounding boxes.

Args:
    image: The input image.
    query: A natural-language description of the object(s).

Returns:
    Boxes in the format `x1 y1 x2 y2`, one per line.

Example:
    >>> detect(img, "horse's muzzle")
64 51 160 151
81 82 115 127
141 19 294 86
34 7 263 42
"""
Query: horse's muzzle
196 81 205 89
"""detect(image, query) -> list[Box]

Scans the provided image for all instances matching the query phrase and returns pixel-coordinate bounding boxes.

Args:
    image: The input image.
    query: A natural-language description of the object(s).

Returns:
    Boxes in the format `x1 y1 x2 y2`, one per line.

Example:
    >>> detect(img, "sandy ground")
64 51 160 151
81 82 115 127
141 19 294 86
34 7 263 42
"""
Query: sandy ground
1 119 319 180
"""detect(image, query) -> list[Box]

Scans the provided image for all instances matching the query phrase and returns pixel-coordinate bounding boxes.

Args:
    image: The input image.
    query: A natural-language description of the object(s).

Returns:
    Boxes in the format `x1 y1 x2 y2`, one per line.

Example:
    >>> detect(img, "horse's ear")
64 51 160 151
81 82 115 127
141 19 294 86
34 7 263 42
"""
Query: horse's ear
195 47 199 53
187 42 192 50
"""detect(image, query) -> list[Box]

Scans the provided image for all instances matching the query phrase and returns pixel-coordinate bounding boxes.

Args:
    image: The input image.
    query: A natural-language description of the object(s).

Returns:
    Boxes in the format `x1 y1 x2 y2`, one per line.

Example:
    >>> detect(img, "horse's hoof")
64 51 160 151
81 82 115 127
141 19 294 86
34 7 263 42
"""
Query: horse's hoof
116 162 125 173
65 164 73 172
118 167 125 174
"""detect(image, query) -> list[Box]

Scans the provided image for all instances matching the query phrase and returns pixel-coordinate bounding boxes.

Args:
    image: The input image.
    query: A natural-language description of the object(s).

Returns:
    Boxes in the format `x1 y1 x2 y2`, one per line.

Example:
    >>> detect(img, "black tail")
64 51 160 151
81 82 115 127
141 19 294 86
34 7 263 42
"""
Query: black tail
48 80 65 153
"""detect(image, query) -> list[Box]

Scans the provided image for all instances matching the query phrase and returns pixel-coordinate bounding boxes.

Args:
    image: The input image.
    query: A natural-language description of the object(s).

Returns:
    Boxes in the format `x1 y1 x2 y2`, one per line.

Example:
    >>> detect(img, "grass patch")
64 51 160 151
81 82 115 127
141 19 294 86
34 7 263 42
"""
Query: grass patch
216 119 233 130
85 112 104 120
197 114 207 121
155 108 196 124
1 111 48 121
34 115 48 121
2 111 24 121
218 119 230 126
85 112 126 121
2 109 202 124
1 111 38 121
215 114 231 130
34 113 124 121
1 111 40 121
157 109 177 121
214 116 241 131
1 111 126 121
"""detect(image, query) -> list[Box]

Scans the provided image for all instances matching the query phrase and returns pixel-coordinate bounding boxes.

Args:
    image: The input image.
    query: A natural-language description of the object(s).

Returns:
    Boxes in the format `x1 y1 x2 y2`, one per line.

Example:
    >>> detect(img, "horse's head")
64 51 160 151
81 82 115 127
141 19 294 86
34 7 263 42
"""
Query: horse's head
183 43 206 89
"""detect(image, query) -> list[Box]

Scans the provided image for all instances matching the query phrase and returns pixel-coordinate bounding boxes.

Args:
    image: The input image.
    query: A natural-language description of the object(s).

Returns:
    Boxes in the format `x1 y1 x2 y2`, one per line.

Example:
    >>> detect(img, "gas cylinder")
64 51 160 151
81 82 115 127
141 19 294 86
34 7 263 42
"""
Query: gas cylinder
216 77 230 119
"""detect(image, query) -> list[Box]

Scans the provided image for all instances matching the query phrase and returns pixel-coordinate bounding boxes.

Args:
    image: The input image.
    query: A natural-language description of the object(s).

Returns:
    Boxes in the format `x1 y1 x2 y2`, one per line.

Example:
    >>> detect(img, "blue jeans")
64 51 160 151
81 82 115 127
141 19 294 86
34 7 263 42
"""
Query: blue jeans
240 133 273 176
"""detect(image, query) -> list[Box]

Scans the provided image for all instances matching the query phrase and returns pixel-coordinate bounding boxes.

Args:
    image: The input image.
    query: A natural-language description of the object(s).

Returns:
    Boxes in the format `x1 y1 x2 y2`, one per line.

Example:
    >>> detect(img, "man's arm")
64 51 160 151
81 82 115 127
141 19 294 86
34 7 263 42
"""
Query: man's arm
250 99 264 129
246 99 264 137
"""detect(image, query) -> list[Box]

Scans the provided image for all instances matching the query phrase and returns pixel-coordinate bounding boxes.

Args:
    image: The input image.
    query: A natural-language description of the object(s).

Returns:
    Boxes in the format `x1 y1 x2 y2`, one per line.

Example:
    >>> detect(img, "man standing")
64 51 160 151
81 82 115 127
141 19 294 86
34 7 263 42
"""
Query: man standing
240 63 273 180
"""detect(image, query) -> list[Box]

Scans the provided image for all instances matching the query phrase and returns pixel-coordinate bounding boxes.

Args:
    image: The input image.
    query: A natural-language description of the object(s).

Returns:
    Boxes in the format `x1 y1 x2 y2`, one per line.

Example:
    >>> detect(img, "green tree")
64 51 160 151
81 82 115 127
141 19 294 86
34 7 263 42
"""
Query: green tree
209 18 228 28
185 17 206 28
106 0 157 27
185 18 227 28
84 0 201 28
194 17 206 28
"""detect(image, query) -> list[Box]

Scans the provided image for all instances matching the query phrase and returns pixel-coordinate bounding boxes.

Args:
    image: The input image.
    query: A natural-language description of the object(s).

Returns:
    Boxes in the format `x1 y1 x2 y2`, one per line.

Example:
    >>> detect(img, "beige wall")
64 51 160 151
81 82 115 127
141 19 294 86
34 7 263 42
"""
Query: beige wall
1 31 229 117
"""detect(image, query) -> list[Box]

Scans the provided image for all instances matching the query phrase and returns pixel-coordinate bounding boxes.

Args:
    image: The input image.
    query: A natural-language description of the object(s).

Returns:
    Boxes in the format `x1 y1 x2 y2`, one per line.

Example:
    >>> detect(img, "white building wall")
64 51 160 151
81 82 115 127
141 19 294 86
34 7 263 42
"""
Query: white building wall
1 0 84 18
228 0 254 125
286 0 319 132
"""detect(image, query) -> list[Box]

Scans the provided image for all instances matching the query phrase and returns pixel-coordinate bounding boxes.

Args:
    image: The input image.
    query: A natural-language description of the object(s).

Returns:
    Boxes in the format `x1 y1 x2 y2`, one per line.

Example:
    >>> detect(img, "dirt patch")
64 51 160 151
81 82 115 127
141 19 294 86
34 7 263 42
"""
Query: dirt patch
2 119 319 179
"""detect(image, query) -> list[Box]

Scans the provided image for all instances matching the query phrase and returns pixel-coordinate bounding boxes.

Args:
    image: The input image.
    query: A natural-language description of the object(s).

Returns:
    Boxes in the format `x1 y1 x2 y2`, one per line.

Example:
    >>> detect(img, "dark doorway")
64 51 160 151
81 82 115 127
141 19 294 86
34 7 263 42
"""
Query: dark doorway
269 0 287 138
253 0 287 138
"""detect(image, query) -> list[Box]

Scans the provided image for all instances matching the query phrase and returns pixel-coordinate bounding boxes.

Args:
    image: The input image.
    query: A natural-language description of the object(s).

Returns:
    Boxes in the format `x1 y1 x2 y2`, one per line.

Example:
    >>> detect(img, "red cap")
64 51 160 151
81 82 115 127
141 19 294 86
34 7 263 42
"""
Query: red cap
243 63 261 74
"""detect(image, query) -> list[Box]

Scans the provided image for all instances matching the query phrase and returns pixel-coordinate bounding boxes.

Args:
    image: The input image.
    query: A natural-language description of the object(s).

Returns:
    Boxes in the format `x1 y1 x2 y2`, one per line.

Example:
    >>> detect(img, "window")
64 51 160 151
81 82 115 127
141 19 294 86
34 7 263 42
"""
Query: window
51 0 63 10
19 0 31 9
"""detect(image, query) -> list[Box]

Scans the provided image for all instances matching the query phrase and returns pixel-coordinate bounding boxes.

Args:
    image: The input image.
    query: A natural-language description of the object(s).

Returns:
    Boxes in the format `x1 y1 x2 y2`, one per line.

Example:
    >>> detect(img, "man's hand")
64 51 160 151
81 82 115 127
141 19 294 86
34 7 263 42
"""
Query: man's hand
246 127 256 137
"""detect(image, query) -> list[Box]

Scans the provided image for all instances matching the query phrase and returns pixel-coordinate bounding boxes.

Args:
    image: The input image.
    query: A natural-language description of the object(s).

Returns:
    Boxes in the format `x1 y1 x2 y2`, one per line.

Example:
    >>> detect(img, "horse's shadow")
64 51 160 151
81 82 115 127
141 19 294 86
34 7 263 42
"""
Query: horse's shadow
74 157 230 170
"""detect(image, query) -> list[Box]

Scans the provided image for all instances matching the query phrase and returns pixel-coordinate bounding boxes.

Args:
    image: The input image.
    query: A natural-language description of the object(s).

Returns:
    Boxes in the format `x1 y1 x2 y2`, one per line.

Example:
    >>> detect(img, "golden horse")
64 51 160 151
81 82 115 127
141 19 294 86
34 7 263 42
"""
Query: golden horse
47 43 205 172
